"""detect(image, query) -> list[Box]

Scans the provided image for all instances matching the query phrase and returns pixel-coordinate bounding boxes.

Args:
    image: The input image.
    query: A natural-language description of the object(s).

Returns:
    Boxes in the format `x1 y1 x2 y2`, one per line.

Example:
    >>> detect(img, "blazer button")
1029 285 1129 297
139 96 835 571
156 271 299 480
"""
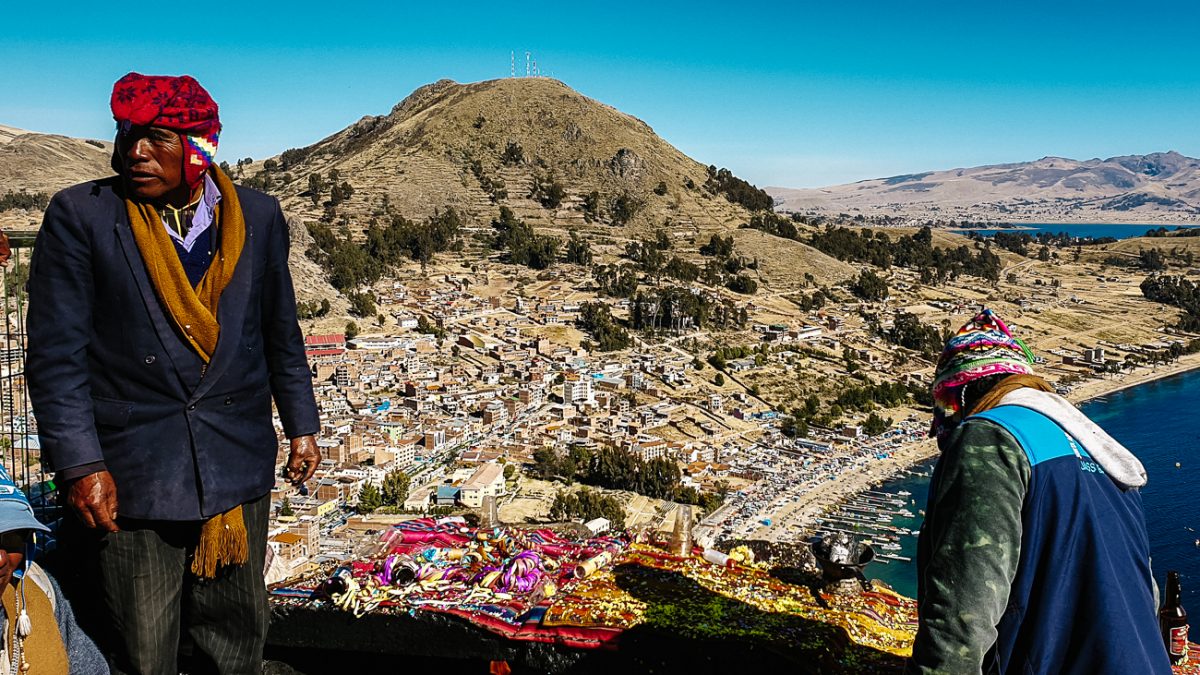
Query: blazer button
144 355 156 364
187 404 196 411
224 397 234 406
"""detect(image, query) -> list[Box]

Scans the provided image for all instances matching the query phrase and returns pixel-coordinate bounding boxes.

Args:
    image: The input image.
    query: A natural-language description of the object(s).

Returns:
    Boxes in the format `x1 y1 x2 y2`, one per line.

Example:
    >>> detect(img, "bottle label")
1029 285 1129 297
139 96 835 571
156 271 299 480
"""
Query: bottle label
1170 625 1189 660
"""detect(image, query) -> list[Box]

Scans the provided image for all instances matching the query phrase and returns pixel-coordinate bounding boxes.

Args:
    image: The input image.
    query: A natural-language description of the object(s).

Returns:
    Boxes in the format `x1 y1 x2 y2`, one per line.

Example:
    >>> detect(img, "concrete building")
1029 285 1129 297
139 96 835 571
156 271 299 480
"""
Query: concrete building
458 463 506 508
563 373 595 408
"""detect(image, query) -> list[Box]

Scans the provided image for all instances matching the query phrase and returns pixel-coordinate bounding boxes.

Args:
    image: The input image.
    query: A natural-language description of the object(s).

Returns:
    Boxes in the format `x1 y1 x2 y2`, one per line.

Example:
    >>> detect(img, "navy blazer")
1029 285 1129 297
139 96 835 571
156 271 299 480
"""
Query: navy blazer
26 177 320 520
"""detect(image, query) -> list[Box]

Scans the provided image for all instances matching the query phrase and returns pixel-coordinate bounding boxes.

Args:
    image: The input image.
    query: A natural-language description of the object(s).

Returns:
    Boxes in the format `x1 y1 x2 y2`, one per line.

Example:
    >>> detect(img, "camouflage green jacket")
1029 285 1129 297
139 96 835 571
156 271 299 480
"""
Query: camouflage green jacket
906 419 1029 675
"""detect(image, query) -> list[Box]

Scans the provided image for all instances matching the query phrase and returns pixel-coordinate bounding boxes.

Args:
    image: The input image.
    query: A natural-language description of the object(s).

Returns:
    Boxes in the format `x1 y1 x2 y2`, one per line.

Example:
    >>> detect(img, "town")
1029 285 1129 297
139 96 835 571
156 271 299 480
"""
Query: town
256 239 1200 584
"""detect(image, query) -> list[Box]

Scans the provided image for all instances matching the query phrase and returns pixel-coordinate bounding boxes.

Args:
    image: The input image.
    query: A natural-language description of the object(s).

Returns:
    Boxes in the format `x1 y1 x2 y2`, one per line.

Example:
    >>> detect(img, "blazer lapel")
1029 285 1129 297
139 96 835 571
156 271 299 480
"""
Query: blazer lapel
191 221 253 401
113 203 193 393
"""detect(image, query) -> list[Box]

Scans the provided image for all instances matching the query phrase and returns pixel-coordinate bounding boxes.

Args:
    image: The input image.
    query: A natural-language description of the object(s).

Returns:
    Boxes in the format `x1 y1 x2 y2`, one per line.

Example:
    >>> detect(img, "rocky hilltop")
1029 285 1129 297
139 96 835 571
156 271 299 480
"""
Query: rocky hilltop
769 151 1200 223
248 77 755 237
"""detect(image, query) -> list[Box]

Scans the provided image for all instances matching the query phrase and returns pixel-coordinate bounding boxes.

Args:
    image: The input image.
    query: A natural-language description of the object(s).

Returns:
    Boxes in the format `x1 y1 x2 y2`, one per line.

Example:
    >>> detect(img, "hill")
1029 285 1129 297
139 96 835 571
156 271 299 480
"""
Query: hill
0 125 113 194
0 125 346 313
245 77 760 237
0 125 113 229
769 152 1200 224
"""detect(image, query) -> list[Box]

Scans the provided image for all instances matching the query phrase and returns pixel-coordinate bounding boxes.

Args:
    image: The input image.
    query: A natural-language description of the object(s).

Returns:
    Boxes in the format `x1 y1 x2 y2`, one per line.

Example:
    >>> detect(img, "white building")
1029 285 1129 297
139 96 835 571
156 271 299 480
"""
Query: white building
458 463 506 508
584 518 611 535
563 373 595 408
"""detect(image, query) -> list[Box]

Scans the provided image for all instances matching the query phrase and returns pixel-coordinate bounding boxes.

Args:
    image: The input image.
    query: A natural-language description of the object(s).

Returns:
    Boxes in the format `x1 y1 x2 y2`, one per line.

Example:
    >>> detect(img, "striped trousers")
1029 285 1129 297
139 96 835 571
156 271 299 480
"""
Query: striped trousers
90 493 271 675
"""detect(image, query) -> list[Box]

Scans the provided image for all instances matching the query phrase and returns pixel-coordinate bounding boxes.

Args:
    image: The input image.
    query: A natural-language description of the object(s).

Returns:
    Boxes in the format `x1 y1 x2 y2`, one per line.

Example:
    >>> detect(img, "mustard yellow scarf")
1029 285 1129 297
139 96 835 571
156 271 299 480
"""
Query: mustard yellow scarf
966 373 1057 418
125 166 249 578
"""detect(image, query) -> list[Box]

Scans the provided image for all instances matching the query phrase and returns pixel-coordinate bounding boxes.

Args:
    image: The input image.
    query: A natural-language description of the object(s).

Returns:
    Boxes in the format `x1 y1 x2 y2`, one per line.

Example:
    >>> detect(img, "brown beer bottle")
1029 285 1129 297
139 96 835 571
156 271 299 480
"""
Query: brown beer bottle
1160 571 1190 665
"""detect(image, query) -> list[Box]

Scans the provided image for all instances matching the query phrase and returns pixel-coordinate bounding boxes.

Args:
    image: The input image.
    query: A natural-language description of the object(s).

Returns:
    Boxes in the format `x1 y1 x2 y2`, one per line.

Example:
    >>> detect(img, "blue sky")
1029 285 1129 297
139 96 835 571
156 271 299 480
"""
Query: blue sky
2 1 1197 187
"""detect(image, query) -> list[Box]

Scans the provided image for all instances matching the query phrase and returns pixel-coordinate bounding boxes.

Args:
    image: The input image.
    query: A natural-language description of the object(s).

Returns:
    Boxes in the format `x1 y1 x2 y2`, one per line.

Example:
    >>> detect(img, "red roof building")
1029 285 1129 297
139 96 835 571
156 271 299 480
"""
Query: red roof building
305 334 346 357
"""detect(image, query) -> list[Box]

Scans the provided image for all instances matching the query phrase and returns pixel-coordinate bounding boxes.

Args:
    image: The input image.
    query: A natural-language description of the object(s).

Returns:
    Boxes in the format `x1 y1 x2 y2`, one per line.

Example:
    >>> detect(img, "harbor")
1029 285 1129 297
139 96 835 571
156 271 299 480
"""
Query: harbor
814 491 917 564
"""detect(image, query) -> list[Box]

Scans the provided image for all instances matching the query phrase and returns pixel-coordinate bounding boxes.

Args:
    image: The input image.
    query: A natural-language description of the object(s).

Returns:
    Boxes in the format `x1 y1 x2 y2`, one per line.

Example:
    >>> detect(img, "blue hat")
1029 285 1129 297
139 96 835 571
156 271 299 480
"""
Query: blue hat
0 464 50 535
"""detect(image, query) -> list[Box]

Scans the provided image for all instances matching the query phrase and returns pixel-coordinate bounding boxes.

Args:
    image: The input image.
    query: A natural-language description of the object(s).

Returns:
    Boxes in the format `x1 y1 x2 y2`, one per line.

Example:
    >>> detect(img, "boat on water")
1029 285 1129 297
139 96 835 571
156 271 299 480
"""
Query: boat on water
898 490 911 496
881 543 902 551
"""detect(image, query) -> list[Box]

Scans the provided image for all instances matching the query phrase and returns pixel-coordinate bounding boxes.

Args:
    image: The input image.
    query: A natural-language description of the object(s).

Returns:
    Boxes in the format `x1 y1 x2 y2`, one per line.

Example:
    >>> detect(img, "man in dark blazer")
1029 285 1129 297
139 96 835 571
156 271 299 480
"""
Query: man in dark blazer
25 73 321 675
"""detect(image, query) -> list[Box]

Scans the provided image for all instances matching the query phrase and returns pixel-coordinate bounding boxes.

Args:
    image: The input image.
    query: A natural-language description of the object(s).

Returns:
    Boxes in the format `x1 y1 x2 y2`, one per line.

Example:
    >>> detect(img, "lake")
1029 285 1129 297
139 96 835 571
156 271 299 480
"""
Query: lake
865 368 1200 603
952 223 1200 241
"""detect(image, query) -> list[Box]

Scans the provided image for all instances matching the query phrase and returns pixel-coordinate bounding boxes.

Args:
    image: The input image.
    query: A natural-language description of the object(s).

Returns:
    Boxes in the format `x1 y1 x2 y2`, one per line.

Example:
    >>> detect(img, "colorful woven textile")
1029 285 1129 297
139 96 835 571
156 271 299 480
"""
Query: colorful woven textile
270 519 918 668
110 72 221 189
931 309 1035 438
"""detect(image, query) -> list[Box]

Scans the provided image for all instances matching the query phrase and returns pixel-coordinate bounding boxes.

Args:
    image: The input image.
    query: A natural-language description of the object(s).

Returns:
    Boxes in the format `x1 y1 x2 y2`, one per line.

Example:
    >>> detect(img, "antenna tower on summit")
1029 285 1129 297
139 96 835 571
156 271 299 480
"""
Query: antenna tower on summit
510 51 515 78
525 51 531 77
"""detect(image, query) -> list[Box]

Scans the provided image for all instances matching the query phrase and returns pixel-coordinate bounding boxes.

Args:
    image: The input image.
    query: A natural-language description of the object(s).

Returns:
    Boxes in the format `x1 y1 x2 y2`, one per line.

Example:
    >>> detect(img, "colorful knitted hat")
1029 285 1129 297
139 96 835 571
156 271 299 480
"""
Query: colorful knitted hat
110 72 221 190
930 309 1035 438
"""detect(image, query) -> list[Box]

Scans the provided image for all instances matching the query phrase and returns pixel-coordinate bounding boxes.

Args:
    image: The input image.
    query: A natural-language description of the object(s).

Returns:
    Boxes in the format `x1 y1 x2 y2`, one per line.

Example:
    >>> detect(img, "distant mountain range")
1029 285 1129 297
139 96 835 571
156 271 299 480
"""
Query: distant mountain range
768 152 1200 223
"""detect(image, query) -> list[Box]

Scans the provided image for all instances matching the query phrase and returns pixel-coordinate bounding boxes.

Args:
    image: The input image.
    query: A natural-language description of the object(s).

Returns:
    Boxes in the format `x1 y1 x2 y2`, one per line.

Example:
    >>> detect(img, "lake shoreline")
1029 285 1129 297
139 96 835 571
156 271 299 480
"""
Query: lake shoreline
792 353 1200 536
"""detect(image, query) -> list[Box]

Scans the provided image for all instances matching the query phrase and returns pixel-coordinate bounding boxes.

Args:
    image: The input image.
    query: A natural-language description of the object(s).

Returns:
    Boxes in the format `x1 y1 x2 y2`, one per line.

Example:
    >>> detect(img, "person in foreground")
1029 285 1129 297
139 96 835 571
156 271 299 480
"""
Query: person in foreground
906 309 1172 675
0 464 107 674
25 73 321 674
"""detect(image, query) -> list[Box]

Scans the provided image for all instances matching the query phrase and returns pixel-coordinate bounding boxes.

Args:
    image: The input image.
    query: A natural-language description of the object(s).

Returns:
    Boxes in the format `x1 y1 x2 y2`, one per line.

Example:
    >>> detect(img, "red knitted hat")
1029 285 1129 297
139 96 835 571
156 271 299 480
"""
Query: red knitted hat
110 72 221 189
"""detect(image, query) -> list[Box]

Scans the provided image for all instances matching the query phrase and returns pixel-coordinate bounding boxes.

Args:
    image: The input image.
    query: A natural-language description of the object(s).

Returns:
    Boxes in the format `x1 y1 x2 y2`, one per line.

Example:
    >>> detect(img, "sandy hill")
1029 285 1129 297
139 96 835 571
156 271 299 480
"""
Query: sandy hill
0 124 345 312
252 77 756 237
0 125 113 195
769 152 1200 224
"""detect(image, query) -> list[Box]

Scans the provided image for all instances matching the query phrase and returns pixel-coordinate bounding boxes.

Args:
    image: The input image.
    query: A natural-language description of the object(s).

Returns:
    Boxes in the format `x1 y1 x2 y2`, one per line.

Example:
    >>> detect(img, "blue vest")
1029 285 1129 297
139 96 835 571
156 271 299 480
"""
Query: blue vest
970 406 1172 675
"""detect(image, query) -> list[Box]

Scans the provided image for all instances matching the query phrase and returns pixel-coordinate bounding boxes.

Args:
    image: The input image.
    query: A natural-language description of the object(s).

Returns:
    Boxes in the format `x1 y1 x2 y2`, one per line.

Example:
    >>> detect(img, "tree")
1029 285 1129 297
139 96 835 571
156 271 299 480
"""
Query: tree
503 464 516 480
491 206 561 269
863 412 892 436
501 141 524 165
726 274 758 294
704 165 773 211
781 415 808 438
534 173 566 209
851 269 889 301
714 373 725 386
307 173 324 205
582 191 601 221
347 291 376 317
700 234 734 258
708 352 727 371
565 232 593 266
345 321 359 340
357 483 382 514
577 302 631 351
610 194 643 226
380 470 411 507
279 496 294 517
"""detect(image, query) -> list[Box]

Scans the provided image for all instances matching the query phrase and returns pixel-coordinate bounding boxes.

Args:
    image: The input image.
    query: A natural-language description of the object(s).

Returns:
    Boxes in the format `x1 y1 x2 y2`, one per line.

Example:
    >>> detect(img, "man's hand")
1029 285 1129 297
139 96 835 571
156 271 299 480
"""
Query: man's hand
67 471 120 533
284 435 320 485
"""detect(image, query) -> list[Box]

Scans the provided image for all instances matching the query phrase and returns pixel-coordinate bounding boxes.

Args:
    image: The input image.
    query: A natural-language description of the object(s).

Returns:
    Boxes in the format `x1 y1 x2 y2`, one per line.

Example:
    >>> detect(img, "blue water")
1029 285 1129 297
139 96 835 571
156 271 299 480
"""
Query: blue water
954 223 1200 240
868 369 1200 602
